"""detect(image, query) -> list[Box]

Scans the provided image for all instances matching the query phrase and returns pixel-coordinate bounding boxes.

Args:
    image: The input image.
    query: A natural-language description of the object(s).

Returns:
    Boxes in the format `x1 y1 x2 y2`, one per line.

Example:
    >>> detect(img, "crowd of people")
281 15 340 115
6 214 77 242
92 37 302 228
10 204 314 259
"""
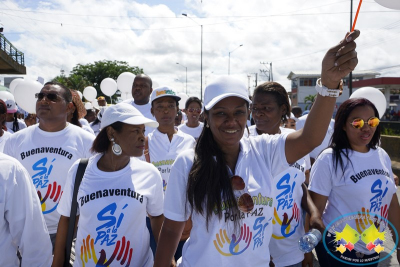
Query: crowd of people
0 29 399 267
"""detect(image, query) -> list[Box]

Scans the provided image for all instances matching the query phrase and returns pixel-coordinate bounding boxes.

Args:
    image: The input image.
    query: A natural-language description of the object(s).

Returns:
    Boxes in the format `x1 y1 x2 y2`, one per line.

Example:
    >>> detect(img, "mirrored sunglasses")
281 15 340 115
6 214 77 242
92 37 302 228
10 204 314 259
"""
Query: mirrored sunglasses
350 117 380 129
231 175 254 213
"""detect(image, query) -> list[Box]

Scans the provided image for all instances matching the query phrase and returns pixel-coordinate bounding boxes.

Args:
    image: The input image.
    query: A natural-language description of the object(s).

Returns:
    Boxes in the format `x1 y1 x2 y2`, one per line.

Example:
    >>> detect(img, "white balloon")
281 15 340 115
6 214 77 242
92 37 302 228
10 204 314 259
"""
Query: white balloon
9 78 23 95
77 91 83 100
92 99 100 109
117 72 135 93
100 78 118 96
120 91 131 101
84 102 93 110
350 87 387 118
374 0 400 10
0 91 15 101
13 80 42 114
83 86 97 102
177 92 189 110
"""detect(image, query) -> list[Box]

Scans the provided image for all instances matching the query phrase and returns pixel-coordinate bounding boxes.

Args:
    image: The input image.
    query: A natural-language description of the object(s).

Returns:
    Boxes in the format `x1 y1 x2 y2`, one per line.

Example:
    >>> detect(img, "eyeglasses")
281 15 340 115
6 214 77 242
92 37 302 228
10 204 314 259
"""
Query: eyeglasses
350 117 380 129
187 108 201 113
35 92 63 102
231 175 254 213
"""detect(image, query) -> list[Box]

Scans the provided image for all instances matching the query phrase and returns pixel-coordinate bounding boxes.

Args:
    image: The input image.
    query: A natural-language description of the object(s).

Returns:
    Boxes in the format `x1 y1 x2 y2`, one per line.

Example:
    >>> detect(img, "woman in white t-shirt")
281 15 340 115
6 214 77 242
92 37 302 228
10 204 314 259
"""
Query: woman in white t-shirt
154 30 360 267
250 82 319 267
53 103 164 267
309 98 400 266
0 99 12 152
178 97 204 140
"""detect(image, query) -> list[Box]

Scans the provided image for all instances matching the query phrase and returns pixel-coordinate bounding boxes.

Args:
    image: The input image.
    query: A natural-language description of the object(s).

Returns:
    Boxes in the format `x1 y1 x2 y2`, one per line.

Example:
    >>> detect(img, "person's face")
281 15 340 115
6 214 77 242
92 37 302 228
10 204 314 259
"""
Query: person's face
175 112 182 126
85 110 96 123
5 113 14 122
185 102 202 125
36 85 73 123
285 118 296 130
343 105 378 153
251 92 286 134
151 97 178 127
98 99 107 106
132 77 152 104
205 97 248 148
110 124 146 157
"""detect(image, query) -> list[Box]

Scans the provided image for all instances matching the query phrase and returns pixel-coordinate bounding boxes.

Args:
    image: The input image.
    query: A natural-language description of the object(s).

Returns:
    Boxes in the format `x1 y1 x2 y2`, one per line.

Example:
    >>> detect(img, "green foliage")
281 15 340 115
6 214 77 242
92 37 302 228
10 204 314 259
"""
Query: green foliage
51 60 143 102
382 127 400 136
304 94 317 110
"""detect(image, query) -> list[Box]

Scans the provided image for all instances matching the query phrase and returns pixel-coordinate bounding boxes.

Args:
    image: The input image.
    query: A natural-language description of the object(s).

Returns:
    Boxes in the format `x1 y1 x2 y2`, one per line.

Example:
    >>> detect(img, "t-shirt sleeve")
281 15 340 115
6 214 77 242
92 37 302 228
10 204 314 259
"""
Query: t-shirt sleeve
305 154 311 171
308 154 333 196
3 136 16 158
146 169 164 217
163 152 192 222
260 133 290 178
57 160 80 217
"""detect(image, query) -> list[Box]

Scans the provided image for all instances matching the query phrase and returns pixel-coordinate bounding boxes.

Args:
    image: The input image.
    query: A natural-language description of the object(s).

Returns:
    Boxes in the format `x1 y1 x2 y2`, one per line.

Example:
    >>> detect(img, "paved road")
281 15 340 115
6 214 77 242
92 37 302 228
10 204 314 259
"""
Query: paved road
311 186 400 267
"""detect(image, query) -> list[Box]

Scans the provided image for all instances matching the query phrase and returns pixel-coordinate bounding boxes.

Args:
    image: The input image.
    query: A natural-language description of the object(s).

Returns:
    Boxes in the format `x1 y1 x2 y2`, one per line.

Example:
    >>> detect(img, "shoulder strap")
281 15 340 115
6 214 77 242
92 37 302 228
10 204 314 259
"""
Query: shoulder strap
144 136 151 163
64 158 89 267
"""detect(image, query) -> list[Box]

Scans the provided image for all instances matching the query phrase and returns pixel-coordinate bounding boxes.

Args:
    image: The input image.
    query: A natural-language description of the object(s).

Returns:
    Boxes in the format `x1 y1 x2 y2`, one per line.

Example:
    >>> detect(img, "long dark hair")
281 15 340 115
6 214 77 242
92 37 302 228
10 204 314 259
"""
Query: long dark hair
91 121 124 154
187 107 249 230
0 100 7 131
12 113 19 132
330 98 381 175
253 82 290 123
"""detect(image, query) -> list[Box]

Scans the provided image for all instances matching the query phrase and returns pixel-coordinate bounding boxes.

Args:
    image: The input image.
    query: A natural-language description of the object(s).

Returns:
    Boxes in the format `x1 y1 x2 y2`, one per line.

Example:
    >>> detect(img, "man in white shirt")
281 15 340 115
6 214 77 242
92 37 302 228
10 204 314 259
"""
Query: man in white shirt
4 82 95 250
123 74 154 135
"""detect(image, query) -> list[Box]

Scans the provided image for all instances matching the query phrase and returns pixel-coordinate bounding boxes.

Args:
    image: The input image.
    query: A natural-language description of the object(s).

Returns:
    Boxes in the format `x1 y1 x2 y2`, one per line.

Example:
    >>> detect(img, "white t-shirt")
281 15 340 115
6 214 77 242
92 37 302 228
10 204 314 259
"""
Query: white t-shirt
58 154 164 267
142 128 196 192
79 118 89 126
82 125 95 135
309 147 396 255
0 153 52 267
247 126 310 266
3 124 95 233
5 119 27 133
177 122 204 141
123 99 155 136
90 121 101 136
164 134 289 266
296 114 335 160
0 130 12 152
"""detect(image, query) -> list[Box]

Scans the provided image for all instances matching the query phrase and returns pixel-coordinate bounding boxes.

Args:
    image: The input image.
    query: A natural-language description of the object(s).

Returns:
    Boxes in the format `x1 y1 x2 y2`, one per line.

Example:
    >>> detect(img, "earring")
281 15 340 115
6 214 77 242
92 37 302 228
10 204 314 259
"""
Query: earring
110 138 122 156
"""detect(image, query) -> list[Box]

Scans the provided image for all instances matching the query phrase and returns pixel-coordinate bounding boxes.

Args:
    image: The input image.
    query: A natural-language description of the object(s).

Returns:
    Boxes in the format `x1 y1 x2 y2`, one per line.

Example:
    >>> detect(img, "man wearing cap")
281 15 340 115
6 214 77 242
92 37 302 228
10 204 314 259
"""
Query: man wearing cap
142 86 196 260
97 96 107 107
123 74 154 136
3 82 95 250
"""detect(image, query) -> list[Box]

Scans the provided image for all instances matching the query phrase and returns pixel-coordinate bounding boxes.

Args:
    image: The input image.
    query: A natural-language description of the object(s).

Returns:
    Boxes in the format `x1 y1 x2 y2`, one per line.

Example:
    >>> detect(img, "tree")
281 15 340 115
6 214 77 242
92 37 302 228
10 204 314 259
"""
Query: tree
304 94 317 110
52 60 143 102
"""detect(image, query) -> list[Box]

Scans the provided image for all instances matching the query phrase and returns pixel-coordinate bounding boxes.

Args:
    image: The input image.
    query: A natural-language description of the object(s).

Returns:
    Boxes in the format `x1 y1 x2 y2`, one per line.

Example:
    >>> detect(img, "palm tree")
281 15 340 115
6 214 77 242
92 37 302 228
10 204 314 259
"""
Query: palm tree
304 94 317 110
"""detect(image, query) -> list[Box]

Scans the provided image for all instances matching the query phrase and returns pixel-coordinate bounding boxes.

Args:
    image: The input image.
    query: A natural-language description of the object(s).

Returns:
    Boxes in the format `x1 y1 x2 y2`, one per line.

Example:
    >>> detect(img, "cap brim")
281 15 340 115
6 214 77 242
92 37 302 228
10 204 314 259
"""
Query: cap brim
121 117 159 128
7 109 17 113
204 93 252 110
152 95 181 103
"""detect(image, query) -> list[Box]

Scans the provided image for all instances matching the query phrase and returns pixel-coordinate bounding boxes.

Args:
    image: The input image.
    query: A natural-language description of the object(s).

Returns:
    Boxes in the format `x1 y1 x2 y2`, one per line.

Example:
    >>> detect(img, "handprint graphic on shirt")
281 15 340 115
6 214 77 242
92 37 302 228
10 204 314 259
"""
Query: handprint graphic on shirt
213 223 252 256
272 202 300 239
37 181 62 214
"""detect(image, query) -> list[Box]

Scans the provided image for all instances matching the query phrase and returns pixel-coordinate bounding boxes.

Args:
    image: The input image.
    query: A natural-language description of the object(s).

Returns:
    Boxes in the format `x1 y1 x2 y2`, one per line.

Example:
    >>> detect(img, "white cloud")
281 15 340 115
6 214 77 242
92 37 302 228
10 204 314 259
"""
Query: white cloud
1 0 399 98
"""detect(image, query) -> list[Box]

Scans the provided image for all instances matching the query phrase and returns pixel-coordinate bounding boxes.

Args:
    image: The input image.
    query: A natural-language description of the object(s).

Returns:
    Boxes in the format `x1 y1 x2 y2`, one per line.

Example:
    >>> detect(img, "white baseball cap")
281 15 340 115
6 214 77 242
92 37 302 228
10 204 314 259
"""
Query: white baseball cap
204 76 251 110
101 103 159 129
150 86 181 104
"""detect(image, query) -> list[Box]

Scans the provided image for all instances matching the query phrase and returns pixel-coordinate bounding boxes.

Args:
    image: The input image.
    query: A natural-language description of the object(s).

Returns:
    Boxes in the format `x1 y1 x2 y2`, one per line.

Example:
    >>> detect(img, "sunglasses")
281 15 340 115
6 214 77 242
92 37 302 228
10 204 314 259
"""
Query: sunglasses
350 117 380 129
187 108 201 113
35 92 63 102
231 175 254 213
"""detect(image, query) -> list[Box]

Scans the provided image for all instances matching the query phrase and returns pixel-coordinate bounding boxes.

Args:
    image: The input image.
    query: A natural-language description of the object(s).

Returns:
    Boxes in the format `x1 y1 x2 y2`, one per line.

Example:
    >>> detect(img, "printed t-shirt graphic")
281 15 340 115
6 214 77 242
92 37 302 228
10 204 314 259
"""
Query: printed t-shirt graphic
3 124 94 233
247 126 309 266
309 147 396 255
177 122 204 141
164 134 289 266
141 128 195 192
58 154 164 267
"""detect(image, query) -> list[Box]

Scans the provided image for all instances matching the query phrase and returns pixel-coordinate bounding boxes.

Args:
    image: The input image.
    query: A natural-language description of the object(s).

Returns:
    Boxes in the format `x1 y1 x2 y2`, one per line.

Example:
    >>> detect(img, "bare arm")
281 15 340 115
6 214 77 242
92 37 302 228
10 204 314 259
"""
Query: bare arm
309 191 328 220
387 193 400 265
150 214 165 245
301 184 325 234
154 218 186 267
52 215 79 267
285 30 360 164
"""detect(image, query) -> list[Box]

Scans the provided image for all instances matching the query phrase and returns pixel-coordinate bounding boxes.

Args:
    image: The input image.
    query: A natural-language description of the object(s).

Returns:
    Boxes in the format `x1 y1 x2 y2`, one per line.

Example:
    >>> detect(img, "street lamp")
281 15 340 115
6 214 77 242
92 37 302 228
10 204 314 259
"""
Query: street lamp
228 44 243 75
182 13 203 100
176 62 187 94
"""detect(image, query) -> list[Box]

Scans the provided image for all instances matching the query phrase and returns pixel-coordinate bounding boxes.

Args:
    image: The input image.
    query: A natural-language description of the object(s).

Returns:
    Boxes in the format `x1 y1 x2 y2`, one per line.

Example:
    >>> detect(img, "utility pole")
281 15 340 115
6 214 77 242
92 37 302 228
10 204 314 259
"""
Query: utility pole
260 62 273 81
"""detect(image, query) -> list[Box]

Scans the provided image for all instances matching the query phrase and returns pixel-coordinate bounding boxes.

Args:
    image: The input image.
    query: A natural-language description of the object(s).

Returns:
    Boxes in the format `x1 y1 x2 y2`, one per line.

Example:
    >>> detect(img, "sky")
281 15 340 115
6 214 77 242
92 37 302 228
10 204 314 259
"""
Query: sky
0 0 399 98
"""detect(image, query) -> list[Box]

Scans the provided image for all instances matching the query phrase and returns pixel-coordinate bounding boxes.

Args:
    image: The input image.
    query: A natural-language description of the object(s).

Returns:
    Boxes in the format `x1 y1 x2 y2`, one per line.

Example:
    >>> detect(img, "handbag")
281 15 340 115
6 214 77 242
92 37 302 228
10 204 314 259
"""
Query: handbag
64 158 89 267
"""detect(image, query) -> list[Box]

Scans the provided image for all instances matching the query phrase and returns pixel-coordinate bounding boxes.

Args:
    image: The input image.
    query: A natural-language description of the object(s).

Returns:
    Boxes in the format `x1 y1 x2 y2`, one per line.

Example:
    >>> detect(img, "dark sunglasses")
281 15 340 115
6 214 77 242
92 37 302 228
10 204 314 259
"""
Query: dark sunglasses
35 92 63 102
231 175 254 213
187 108 201 113
350 117 380 129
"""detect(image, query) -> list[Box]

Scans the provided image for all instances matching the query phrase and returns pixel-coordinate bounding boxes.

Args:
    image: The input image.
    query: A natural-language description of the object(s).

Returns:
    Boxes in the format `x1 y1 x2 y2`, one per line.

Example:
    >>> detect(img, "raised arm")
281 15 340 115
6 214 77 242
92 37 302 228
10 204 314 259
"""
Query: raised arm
285 30 360 164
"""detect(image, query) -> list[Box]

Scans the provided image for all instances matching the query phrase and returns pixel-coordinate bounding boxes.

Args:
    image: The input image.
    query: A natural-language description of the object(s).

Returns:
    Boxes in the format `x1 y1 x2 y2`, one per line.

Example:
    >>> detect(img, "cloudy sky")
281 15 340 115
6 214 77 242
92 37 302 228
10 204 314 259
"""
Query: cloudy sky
1 0 399 98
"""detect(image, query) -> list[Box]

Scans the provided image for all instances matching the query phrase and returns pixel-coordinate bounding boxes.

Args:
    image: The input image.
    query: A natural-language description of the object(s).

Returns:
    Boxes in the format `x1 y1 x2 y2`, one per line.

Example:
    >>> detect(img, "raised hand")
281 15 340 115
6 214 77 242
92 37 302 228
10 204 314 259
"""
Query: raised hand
321 30 360 89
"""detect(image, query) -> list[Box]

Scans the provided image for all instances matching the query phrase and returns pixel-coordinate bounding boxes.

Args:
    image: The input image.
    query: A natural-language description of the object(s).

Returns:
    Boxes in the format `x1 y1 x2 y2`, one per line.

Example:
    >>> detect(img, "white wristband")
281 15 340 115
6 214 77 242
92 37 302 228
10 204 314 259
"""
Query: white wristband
315 78 343 97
